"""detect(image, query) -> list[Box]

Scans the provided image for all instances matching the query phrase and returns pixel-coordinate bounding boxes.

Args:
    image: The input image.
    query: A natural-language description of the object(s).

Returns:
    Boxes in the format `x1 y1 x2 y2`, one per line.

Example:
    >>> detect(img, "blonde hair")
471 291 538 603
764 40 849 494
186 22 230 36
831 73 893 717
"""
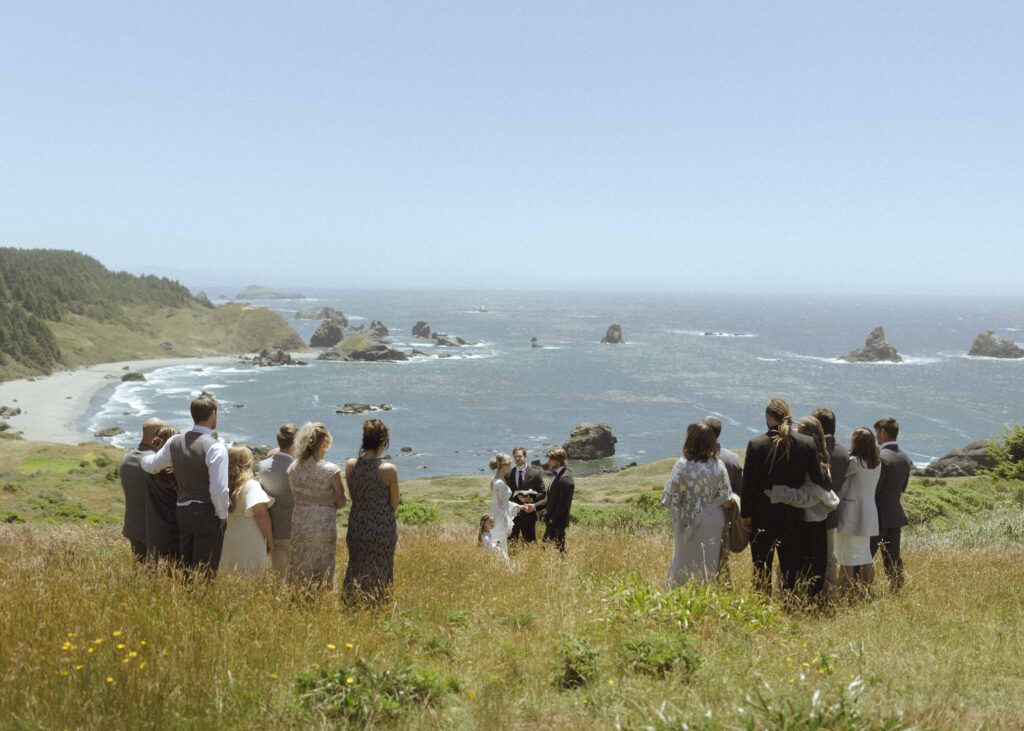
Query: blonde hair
488 453 511 472
295 422 331 464
478 514 495 544
227 445 254 513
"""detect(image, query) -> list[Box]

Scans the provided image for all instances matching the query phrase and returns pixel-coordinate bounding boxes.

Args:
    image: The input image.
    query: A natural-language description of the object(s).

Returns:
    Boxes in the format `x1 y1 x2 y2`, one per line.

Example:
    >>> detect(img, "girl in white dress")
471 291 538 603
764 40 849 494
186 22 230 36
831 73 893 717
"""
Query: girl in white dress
487 453 532 559
477 514 497 551
221 446 275 575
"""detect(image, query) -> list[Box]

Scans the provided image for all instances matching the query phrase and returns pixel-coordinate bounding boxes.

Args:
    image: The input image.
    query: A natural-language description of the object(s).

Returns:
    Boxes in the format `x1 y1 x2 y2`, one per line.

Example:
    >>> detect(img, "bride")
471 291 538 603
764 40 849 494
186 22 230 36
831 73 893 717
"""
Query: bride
488 453 533 559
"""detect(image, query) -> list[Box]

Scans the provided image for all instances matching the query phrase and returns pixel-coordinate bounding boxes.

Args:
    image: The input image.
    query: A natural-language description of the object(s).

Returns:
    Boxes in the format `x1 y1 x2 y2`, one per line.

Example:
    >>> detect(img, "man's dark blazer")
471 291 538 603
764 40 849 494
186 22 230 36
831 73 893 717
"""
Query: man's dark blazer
875 444 913 531
719 446 743 495
505 465 547 513
544 467 575 529
740 429 826 524
823 435 850 530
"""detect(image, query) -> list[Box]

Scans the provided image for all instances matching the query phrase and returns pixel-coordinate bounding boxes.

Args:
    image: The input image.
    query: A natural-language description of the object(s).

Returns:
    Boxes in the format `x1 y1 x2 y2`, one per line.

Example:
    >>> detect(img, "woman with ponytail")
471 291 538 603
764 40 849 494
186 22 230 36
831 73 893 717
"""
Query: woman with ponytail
740 398 828 596
287 423 347 590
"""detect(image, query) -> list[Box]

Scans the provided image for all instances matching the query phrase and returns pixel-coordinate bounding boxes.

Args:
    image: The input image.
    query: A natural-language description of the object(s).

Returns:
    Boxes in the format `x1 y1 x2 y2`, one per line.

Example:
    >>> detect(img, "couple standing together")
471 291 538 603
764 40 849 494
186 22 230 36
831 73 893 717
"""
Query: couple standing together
484 447 575 558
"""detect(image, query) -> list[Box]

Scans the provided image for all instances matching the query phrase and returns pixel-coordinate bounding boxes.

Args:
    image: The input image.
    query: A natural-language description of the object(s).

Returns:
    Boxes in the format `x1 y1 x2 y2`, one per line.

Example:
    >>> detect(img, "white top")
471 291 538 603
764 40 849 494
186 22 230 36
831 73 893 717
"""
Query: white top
140 425 230 520
489 478 522 559
221 479 274 575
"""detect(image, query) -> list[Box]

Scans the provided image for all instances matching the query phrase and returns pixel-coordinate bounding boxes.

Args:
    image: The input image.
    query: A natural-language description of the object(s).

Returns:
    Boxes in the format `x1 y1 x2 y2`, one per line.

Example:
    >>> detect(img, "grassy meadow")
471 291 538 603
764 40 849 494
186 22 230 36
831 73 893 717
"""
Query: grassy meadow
1 439 1023 729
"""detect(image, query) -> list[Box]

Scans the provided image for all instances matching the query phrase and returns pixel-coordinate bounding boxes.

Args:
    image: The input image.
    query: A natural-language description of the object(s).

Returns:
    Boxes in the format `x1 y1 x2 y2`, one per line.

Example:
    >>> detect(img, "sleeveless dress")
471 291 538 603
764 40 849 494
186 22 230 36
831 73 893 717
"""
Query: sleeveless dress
343 456 398 601
287 458 342 589
220 479 274 575
489 478 522 559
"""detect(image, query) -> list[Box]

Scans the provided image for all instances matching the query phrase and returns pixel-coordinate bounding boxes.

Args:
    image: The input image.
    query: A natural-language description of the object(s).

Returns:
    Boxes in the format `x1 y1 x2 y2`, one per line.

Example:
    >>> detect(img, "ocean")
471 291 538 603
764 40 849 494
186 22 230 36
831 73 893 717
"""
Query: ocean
81 290 1024 476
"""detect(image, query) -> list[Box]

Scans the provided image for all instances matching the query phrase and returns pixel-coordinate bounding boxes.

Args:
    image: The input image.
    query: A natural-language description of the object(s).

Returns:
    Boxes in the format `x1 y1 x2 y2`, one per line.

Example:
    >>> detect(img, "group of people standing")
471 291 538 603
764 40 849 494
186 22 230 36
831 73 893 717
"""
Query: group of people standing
661 399 912 602
118 394 399 602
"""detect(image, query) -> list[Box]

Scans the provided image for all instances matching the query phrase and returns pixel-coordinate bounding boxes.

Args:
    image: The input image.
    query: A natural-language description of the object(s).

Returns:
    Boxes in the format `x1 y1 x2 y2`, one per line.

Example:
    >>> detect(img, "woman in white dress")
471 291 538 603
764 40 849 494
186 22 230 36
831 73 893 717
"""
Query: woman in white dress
661 422 735 587
836 428 882 590
221 446 275 575
487 454 532 559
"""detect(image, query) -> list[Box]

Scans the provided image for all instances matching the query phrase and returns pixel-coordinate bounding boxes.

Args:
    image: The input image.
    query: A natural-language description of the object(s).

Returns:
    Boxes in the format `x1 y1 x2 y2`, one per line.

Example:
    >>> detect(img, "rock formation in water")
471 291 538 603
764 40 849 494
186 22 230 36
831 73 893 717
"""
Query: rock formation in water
841 326 902 363
968 330 1024 359
563 422 618 460
601 324 624 344
295 306 347 325
309 319 346 348
917 440 996 478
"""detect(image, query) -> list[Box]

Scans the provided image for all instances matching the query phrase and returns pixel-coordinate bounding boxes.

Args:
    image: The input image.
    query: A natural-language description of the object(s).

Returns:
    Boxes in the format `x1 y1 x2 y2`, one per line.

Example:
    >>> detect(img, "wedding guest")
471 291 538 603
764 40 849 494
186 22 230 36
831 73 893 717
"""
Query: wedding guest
259 423 298 578
478 514 497 551
811 407 850 593
220 446 275 575
146 425 181 567
872 417 913 592
343 419 399 603
506 447 547 545
661 422 734 586
288 423 347 590
741 398 827 595
836 428 882 591
119 417 165 563
767 416 838 601
703 416 743 492
542 448 575 554
141 395 229 577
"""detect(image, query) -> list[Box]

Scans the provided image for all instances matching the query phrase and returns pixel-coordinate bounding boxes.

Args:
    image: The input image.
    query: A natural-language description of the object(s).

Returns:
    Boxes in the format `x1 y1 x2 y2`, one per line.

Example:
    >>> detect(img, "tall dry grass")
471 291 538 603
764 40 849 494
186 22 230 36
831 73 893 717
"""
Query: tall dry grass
0 523 1022 729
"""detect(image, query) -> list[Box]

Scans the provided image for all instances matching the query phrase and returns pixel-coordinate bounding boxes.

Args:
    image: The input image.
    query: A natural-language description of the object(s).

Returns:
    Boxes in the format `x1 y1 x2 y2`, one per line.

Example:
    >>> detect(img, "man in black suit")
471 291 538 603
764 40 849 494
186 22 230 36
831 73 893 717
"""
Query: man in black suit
703 416 742 492
871 417 912 592
542 447 574 554
812 407 850 593
741 398 827 595
506 446 547 544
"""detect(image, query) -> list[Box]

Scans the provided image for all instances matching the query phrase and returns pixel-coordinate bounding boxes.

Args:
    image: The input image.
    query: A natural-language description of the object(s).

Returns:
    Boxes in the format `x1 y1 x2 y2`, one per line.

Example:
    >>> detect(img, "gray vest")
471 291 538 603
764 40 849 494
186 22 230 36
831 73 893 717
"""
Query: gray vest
169 432 216 503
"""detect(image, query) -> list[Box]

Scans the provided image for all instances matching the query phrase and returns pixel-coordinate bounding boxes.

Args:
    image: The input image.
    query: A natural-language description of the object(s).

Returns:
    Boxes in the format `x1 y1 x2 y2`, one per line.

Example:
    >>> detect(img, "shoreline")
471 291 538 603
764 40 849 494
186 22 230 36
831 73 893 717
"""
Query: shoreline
0 356 237 445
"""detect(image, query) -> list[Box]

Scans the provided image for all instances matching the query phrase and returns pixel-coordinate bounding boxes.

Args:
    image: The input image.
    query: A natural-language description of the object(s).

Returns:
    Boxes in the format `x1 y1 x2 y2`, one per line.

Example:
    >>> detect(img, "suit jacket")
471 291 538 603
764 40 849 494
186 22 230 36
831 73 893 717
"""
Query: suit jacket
875 444 913 531
544 467 575 529
823 436 850 529
119 443 157 543
718 446 743 494
740 429 826 524
505 465 547 514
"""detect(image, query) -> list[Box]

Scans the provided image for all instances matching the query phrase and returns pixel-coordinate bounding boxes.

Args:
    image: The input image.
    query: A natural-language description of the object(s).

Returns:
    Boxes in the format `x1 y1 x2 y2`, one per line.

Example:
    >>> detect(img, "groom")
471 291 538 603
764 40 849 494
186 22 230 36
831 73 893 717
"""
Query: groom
506 447 547 544
542 448 575 554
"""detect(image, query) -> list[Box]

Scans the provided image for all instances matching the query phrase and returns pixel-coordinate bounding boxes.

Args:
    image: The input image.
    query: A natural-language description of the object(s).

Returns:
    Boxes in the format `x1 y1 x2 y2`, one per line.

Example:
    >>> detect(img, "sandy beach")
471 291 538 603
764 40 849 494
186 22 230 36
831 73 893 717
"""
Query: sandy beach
0 357 235 445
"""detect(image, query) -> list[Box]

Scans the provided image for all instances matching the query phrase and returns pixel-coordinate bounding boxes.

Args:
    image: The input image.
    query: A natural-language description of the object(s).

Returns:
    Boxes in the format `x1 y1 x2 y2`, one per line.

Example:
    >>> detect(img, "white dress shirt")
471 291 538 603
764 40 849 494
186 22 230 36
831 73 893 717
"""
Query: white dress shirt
140 425 230 520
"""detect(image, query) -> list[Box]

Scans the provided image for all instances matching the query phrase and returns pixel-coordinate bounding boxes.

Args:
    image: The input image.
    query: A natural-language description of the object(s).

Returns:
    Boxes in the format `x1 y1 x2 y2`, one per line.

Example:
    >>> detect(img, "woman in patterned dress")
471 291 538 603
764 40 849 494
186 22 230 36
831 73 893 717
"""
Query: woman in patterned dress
661 421 736 587
287 423 347 590
343 419 400 603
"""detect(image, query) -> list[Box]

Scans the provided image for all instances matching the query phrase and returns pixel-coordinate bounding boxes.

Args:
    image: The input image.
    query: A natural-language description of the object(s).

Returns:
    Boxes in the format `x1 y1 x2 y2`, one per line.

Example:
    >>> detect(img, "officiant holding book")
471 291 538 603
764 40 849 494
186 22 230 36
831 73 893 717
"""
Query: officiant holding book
506 446 547 544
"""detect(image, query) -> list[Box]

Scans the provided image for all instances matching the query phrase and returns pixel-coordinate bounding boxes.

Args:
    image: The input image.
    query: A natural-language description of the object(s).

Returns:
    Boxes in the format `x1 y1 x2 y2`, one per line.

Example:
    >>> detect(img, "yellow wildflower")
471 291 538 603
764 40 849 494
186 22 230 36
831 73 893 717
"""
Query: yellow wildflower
607 679 615 686
93 638 103 645
139 640 147 646
74 665 83 671
60 671 69 677
128 651 138 658
346 677 355 685
326 643 336 651
269 673 278 679
67 632 76 638
87 648 95 654
105 677 114 684
345 642 354 649
116 643 126 650
112 631 122 637
467 690 477 699
138 662 146 670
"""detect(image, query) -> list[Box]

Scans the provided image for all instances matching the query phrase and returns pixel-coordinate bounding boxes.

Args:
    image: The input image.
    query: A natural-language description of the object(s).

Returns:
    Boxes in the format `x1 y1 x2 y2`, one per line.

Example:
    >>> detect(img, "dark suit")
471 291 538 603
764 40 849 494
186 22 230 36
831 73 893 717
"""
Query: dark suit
871 443 912 591
119 443 156 562
505 464 547 544
823 436 850 589
741 429 826 594
719 446 743 495
543 467 575 553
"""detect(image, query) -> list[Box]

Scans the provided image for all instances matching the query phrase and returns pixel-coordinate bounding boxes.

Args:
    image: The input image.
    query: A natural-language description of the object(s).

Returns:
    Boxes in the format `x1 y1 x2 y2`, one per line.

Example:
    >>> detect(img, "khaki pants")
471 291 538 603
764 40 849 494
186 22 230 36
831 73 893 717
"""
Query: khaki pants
271 539 292 580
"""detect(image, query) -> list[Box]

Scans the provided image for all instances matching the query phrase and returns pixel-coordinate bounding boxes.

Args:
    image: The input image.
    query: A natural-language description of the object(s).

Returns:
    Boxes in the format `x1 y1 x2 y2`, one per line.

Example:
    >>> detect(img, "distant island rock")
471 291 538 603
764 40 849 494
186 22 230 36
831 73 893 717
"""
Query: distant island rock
531 337 543 349
317 333 408 362
841 326 902 363
563 422 617 460
295 306 347 324
121 372 146 382
0 406 22 419
95 426 124 438
968 330 1024 359
309 319 346 348
336 403 393 415
412 321 432 339
601 324 624 344
411 320 474 346
235 284 303 300
917 440 996 478
242 348 307 367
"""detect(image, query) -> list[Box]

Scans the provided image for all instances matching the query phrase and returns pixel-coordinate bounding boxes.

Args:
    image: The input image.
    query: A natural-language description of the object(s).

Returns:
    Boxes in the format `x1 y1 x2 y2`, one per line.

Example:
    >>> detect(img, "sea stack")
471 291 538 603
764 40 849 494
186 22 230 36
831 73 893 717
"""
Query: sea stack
412 321 432 339
841 326 902 363
309 319 346 348
563 422 617 460
601 324 624 344
968 331 1024 359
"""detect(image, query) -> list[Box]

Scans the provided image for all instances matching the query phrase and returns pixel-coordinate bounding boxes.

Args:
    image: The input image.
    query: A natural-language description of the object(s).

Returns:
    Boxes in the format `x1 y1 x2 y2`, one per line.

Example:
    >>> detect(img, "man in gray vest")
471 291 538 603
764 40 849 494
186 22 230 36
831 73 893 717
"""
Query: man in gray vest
119 417 165 562
141 394 229 576
259 423 297 578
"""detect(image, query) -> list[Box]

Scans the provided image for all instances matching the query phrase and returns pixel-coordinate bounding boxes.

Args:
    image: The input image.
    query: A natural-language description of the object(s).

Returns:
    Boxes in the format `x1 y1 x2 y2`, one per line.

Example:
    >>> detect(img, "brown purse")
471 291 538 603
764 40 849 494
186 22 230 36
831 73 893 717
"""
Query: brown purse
722 497 750 553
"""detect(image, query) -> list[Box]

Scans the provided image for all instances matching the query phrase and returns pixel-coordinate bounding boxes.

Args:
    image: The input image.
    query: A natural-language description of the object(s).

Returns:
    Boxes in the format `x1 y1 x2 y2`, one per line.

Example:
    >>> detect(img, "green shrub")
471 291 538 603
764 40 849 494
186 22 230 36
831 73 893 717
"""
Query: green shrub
743 678 907 730
555 634 599 690
395 502 441 526
987 425 1024 481
621 630 699 679
296 658 458 725
572 491 671 531
607 575 778 630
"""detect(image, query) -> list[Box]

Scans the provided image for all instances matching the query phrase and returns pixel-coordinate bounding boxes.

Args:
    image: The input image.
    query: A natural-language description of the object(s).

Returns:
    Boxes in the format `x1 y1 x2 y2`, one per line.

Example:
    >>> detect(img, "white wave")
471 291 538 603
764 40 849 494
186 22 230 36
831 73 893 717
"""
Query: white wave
668 329 758 338
960 354 1024 362
201 383 229 390
755 357 780 362
785 353 943 366
540 346 562 350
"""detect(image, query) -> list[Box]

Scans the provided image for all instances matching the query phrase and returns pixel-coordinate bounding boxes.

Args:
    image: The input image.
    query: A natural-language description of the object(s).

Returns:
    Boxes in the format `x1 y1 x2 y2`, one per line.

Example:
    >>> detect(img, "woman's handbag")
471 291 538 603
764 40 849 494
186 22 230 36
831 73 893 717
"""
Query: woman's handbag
722 496 750 553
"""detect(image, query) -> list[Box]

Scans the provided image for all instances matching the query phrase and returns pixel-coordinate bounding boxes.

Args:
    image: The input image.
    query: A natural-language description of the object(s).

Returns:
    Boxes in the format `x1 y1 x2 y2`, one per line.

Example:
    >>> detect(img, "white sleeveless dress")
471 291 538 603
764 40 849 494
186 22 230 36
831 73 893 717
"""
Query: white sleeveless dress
489 478 522 559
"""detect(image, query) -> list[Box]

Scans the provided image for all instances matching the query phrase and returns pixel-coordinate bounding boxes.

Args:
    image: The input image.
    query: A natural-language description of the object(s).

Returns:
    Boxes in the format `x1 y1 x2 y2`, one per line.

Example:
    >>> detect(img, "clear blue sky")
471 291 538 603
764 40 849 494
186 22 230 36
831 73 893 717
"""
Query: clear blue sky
1 2 1021 294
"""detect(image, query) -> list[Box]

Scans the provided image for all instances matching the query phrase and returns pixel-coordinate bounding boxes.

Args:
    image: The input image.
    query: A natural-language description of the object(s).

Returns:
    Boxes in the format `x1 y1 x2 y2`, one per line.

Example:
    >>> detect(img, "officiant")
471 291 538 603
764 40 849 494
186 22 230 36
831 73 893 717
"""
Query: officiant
506 446 547 544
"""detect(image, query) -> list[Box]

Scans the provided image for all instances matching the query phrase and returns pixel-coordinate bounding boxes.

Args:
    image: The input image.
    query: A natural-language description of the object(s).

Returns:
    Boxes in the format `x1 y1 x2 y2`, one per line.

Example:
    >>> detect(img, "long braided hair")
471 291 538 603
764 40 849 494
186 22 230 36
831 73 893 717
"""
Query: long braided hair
765 397 794 469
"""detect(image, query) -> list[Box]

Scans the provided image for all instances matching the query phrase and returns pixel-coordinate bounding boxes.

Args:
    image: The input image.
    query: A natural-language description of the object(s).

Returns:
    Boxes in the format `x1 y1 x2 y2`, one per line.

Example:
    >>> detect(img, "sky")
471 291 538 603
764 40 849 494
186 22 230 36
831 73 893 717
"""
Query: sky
0 2 1022 295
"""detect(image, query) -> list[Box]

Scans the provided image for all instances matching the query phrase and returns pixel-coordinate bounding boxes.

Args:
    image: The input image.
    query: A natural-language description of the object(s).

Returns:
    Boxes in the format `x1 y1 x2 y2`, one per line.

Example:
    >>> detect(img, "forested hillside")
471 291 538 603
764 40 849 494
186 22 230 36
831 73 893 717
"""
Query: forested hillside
0 248 304 379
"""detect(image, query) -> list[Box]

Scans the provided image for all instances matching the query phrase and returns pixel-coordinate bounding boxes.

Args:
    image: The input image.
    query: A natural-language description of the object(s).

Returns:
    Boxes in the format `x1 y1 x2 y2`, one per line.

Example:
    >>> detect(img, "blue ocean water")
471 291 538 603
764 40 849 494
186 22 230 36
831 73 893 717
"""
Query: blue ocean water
82 291 1024 476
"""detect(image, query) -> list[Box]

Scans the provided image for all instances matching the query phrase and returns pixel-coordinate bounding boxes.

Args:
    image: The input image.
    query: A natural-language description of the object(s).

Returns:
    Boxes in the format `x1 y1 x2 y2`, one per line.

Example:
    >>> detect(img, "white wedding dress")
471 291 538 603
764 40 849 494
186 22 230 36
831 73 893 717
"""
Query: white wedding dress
489 478 522 559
